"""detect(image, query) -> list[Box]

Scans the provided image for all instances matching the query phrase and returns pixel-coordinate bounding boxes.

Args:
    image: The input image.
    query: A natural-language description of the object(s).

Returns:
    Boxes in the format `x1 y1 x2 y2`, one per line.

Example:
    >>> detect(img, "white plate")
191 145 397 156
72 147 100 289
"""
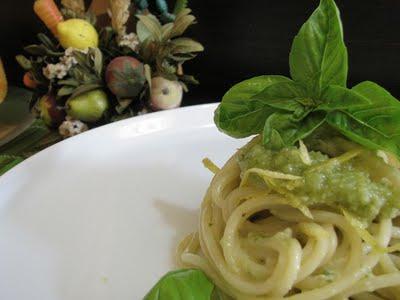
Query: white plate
0 104 247 300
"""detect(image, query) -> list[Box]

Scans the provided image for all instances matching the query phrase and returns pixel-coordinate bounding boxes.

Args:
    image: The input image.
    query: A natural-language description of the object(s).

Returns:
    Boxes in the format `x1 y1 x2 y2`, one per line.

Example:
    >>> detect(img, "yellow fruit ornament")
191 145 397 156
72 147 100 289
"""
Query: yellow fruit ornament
57 19 99 50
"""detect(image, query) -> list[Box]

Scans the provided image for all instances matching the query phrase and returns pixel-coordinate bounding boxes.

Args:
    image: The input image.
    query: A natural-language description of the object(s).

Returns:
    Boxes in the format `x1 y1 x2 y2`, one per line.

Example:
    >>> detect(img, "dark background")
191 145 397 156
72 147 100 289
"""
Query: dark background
1 0 400 105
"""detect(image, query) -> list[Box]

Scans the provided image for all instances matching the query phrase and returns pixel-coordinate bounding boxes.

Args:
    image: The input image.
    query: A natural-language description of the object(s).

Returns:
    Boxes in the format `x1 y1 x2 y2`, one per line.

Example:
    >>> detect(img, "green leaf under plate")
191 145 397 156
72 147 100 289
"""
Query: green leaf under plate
0 87 34 147
0 155 24 176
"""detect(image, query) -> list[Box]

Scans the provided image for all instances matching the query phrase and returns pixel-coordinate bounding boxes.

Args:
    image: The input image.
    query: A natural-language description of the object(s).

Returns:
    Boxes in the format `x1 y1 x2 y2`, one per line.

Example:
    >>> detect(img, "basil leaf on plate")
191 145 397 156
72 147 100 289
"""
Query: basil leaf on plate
263 111 326 149
144 269 215 300
289 0 348 96
214 75 291 138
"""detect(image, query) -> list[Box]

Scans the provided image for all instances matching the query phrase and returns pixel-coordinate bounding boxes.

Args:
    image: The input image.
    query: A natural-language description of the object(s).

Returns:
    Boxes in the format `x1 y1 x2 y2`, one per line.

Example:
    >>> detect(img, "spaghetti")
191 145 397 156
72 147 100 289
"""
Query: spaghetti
177 138 400 300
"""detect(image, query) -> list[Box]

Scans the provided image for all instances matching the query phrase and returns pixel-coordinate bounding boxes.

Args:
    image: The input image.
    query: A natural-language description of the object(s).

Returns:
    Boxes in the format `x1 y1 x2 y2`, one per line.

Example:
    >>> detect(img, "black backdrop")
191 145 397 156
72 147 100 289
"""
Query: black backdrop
1 0 400 105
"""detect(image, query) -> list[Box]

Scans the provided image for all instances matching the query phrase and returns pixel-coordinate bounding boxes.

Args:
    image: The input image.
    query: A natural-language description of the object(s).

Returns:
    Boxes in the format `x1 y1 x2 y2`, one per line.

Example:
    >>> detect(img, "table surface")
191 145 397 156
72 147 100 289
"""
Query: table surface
1 0 400 105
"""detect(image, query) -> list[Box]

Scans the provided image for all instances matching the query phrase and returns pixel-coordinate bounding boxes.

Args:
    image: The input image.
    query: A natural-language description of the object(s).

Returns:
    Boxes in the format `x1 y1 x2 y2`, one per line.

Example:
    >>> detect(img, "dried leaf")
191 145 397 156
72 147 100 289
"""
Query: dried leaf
85 11 97 26
136 14 162 41
15 55 32 70
24 45 48 56
179 74 199 85
61 0 85 15
170 14 196 38
24 44 63 57
109 0 131 37
173 0 188 15
144 64 152 88
171 38 204 54
115 98 133 114
168 52 197 63
180 80 189 92
68 83 102 100
139 39 160 62
37 33 57 51
91 48 103 76
136 20 152 43
175 8 191 19
57 86 75 97
58 78 79 86
157 59 177 77
161 23 174 41
73 51 88 65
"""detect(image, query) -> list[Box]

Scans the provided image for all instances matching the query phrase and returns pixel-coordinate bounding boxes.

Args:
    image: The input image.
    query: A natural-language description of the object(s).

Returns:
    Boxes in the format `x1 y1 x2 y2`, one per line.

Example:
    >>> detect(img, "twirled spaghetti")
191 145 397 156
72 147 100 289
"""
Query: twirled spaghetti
177 138 400 300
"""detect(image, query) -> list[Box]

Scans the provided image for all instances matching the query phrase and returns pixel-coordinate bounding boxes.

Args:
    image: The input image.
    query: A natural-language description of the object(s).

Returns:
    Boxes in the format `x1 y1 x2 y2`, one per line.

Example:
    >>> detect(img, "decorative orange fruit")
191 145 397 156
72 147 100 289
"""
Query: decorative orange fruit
33 0 64 36
0 58 7 103
23 72 38 89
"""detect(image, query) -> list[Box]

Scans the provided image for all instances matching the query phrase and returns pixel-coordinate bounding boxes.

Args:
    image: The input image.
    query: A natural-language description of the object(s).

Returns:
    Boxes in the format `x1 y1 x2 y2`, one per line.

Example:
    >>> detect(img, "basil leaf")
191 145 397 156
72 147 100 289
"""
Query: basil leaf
318 85 371 111
263 112 326 149
349 82 400 139
346 81 400 138
222 75 291 102
289 0 348 96
144 269 215 300
322 82 400 156
326 111 400 157
214 75 291 138
352 81 400 106
251 81 308 112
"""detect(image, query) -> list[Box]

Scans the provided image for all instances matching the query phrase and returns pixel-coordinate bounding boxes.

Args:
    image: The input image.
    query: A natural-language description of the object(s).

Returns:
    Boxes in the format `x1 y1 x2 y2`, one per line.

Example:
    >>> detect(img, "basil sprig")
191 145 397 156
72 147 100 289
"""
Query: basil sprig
144 269 227 300
215 0 400 157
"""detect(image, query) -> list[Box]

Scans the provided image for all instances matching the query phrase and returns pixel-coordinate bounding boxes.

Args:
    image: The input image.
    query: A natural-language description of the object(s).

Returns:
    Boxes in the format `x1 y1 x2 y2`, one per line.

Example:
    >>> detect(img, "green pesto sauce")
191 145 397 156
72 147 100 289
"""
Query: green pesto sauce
238 142 399 223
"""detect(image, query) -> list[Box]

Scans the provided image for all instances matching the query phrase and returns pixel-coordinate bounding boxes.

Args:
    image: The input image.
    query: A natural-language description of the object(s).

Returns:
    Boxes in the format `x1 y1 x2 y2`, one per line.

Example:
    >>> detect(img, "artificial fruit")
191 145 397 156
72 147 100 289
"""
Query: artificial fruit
37 94 65 127
33 0 64 36
66 89 109 122
23 72 38 89
57 18 99 49
105 56 146 99
150 77 183 110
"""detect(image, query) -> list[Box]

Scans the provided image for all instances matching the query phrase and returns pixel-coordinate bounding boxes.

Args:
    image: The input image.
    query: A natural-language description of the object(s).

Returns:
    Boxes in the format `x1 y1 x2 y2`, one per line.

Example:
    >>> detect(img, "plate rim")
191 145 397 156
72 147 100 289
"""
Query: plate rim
0 103 219 180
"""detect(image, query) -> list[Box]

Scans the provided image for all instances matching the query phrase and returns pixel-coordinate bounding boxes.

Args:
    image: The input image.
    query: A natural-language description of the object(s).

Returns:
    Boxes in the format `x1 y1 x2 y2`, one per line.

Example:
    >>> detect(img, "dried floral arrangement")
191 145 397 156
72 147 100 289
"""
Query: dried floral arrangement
16 0 203 138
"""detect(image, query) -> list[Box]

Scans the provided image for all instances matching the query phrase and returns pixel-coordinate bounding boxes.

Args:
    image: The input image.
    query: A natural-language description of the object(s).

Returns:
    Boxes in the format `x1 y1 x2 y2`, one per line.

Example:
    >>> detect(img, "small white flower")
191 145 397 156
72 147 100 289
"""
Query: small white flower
43 63 69 80
64 47 75 57
58 116 89 138
137 107 149 115
119 33 140 52
43 47 86 80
